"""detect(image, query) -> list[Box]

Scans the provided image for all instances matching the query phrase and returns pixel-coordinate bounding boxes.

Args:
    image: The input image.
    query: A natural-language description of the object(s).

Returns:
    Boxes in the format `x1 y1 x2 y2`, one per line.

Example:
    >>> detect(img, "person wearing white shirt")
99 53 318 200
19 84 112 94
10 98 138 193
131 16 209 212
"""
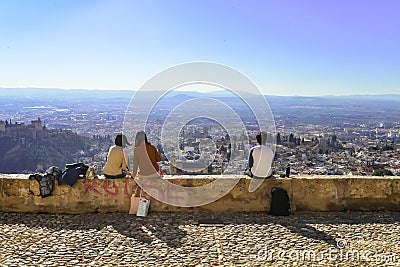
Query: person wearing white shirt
248 131 274 178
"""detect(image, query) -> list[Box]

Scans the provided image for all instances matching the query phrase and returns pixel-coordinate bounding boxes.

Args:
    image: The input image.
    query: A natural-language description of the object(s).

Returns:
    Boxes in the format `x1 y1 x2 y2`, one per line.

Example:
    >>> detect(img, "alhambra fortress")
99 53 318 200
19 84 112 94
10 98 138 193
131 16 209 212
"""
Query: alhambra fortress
0 118 47 139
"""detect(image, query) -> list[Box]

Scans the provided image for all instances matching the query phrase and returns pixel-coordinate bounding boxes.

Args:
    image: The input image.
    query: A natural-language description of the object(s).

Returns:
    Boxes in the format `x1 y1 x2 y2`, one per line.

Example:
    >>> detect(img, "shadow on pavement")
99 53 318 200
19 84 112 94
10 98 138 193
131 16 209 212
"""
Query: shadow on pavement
1 211 399 249
0 212 188 248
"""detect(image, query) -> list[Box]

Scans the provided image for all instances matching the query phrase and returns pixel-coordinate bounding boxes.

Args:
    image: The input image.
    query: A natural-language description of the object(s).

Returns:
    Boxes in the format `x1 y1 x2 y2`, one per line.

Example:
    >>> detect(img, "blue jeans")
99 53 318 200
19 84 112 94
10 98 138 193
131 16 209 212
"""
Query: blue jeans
104 171 127 179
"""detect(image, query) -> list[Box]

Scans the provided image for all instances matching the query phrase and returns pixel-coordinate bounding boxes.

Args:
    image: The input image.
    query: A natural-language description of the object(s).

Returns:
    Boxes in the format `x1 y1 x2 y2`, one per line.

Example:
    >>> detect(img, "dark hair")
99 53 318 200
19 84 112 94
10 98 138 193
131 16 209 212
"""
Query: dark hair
256 131 268 145
115 133 130 147
135 131 150 147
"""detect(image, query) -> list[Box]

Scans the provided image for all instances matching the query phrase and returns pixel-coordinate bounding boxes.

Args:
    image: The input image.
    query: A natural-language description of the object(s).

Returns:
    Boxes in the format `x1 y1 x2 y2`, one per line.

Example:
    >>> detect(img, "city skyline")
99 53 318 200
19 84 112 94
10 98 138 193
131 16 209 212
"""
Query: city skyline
1 90 399 176
0 1 399 96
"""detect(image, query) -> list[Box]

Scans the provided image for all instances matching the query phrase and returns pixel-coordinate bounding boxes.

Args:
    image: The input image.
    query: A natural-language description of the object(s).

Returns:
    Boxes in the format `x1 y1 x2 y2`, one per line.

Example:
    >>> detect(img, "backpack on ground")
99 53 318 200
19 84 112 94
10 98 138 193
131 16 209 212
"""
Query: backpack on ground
269 187 291 216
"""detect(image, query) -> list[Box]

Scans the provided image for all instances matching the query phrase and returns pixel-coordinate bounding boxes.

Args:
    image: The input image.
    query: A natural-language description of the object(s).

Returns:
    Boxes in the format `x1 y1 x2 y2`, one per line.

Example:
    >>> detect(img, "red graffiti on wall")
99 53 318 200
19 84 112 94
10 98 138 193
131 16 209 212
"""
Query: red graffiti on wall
103 180 119 196
84 179 102 195
124 178 131 198
83 179 131 198
140 180 186 202
83 179 187 203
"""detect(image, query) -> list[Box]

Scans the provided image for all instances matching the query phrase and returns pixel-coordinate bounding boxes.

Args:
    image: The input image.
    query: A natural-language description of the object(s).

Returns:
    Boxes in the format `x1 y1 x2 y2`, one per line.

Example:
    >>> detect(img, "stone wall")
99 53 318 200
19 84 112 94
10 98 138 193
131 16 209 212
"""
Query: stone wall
0 175 399 213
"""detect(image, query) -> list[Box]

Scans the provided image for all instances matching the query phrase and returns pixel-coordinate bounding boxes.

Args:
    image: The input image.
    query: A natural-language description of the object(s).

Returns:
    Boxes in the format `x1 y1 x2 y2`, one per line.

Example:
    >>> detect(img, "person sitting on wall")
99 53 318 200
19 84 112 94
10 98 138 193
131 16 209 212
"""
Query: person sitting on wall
248 131 274 178
131 131 162 178
103 133 131 179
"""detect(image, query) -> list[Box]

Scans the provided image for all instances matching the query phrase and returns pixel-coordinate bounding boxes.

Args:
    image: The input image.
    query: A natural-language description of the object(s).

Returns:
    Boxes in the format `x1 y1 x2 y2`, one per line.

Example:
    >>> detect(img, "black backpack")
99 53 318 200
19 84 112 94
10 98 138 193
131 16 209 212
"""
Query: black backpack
269 187 291 216
59 163 89 186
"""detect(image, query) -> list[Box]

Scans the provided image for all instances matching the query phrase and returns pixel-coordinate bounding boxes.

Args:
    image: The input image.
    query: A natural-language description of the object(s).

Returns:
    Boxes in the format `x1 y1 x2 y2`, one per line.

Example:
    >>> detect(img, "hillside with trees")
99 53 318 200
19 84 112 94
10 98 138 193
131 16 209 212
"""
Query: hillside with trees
0 130 111 173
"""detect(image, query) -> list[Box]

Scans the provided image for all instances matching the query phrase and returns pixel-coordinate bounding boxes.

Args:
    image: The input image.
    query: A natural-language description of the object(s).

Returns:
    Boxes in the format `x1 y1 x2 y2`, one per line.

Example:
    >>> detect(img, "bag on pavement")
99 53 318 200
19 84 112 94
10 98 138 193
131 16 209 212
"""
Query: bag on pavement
129 186 141 215
269 187 291 216
137 197 150 217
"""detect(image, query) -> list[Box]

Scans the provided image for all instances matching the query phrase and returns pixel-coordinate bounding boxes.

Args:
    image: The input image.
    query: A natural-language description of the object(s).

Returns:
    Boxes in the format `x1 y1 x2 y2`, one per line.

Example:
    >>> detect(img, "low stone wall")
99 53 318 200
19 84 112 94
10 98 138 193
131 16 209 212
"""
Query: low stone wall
0 175 399 213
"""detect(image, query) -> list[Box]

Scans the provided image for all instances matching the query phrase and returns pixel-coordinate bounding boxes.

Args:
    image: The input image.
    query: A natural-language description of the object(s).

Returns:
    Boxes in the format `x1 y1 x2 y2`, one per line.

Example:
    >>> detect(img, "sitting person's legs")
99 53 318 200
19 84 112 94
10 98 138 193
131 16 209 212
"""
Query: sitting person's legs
104 171 127 179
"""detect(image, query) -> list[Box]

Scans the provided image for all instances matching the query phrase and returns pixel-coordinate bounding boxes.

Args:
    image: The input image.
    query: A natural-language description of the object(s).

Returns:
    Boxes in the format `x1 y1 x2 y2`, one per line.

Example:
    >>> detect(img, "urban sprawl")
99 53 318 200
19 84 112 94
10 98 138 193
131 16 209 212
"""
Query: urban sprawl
1 97 399 177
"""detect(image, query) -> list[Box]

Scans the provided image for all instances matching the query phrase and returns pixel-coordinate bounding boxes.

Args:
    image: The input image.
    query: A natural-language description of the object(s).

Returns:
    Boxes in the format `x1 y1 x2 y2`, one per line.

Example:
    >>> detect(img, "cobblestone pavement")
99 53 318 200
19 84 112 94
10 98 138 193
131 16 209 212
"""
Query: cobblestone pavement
1 211 400 267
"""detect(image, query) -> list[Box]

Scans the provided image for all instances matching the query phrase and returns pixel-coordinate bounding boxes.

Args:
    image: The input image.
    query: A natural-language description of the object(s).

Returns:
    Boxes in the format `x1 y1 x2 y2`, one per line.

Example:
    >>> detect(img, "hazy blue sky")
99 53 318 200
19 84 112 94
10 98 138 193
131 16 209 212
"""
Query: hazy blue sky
0 0 399 95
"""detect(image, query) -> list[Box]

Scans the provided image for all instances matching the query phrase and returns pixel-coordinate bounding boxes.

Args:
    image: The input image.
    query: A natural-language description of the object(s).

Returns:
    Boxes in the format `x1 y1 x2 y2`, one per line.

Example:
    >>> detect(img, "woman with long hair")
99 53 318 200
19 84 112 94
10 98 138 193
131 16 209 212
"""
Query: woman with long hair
103 133 131 179
131 131 162 178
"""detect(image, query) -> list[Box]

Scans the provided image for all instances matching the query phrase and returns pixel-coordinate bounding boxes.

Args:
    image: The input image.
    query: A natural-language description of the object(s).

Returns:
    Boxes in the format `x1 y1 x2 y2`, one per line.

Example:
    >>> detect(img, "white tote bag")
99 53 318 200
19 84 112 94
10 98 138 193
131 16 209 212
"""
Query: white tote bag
136 197 150 217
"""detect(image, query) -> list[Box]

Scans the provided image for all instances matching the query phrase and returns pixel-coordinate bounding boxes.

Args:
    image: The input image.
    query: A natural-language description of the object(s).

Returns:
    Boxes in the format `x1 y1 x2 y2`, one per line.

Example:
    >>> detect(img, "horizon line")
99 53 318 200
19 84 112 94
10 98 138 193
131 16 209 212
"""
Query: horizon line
0 87 399 97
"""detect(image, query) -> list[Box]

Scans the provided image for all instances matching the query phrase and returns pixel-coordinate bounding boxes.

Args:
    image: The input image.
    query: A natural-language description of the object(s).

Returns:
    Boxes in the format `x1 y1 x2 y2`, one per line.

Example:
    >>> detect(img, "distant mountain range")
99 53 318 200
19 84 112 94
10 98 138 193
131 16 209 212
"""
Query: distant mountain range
2 89 399 126
0 88 134 99
1 88 399 101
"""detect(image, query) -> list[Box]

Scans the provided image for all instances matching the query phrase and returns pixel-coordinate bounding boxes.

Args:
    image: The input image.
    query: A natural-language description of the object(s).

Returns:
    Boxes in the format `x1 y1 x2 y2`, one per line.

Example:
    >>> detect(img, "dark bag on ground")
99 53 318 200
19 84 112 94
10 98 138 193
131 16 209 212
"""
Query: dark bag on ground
59 163 89 186
269 187 291 216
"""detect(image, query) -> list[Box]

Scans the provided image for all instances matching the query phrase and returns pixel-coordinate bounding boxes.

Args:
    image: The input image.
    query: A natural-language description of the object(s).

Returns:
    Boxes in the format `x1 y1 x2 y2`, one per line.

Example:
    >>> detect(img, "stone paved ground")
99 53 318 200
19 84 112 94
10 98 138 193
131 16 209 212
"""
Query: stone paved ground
0 212 400 267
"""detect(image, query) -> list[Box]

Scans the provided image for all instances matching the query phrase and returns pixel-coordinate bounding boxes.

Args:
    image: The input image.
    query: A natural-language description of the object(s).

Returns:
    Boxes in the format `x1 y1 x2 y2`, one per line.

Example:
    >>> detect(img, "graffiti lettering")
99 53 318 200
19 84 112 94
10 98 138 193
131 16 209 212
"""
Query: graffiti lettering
124 178 131 198
140 180 186 202
83 179 132 198
102 180 119 196
83 179 188 204
84 179 102 195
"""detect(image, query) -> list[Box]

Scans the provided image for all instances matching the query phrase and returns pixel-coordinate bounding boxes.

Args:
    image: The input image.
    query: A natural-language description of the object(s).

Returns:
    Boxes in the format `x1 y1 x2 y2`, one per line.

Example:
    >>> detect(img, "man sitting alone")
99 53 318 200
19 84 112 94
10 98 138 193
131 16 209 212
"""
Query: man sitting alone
248 131 274 178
